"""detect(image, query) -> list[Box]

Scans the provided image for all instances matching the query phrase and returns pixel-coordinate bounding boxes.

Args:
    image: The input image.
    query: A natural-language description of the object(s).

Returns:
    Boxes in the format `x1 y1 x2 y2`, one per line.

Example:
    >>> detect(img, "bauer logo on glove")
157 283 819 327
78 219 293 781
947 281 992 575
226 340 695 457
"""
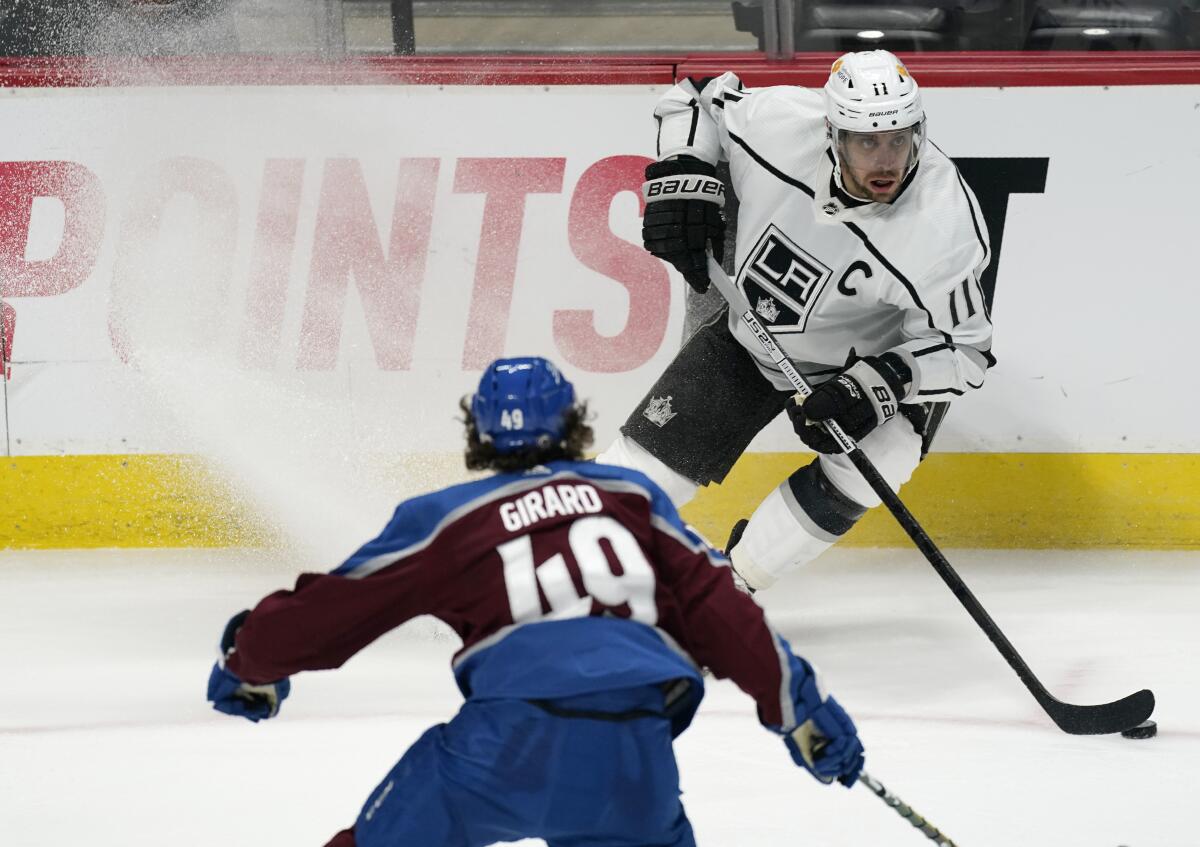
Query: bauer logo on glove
642 175 726 202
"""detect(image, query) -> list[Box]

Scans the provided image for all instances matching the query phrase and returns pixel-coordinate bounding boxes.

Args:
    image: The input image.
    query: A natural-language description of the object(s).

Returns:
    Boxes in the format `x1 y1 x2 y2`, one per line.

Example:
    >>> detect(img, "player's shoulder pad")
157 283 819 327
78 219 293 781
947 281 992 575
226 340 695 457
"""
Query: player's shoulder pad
721 84 824 155
332 472 548 575
912 144 986 226
736 84 821 121
888 145 990 270
570 460 677 516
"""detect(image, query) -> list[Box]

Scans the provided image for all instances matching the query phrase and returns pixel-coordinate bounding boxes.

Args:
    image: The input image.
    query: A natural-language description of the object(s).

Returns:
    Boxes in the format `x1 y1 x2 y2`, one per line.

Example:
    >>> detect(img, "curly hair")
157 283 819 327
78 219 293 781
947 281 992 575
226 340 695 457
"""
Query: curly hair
460 397 594 472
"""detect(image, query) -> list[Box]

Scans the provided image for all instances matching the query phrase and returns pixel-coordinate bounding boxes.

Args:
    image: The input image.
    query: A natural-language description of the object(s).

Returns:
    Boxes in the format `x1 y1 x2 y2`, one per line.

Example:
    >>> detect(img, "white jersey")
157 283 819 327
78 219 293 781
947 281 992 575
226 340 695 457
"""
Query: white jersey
654 73 994 403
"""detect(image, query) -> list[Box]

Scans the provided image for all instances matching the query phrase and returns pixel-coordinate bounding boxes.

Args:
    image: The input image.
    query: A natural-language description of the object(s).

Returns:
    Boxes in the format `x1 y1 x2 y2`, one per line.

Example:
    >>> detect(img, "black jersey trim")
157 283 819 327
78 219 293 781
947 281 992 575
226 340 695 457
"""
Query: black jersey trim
728 131 815 197
960 345 997 371
730 130 953 347
890 161 920 204
961 278 977 318
934 141 990 270
933 142 994 329
654 115 662 158
713 85 749 111
841 219 955 347
972 272 992 323
918 377 985 397
959 173 989 267
912 343 952 357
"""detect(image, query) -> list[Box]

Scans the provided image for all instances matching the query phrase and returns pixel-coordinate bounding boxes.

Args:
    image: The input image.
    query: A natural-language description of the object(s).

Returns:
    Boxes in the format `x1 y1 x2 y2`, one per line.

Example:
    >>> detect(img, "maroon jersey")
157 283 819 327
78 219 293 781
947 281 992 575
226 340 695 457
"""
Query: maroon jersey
226 460 809 733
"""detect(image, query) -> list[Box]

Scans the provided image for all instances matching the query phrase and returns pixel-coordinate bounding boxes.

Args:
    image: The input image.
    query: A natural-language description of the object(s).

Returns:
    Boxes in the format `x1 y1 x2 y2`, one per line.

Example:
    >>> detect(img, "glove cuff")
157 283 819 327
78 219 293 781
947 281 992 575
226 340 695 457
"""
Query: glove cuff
644 156 717 180
841 358 901 427
219 609 252 658
874 351 913 396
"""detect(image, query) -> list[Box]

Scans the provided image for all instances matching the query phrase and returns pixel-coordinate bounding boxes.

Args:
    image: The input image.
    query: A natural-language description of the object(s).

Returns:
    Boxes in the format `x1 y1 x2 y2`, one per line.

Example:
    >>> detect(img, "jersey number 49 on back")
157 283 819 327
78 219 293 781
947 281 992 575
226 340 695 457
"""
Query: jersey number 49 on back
498 516 658 626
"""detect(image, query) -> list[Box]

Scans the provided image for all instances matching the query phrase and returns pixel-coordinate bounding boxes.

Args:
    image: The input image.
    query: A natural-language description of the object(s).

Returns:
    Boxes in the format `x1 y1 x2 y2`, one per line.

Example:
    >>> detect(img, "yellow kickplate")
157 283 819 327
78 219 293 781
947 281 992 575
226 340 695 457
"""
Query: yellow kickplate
681 452 1200 551
1 455 270 549
2 452 1197 550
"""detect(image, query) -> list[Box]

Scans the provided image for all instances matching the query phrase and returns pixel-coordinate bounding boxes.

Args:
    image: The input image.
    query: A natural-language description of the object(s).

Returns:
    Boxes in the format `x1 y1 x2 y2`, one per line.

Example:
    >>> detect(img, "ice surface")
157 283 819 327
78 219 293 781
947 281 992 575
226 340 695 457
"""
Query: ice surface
2 547 1196 846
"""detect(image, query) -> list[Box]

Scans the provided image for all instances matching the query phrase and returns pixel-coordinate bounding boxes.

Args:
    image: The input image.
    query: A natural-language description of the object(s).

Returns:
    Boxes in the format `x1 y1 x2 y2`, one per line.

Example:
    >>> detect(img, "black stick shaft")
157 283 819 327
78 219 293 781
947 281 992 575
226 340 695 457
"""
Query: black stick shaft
704 255 1152 735
845 449 1057 708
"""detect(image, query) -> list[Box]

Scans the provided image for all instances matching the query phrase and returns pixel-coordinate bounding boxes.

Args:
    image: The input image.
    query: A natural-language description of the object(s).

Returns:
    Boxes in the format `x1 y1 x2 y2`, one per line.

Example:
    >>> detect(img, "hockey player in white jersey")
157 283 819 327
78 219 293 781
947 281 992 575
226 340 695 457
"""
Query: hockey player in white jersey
599 50 994 592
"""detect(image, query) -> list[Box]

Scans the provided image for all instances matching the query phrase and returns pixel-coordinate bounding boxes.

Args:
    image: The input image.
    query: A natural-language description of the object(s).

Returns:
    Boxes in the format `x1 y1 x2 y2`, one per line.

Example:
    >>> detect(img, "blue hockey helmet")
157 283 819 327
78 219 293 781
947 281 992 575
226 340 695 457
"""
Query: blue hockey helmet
471 357 576 453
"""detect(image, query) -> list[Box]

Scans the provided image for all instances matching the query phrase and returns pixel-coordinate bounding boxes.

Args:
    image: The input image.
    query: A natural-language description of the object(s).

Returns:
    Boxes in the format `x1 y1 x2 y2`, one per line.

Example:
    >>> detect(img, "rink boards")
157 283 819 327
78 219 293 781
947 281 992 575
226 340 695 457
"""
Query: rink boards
5 451 1198 550
1 55 1198 549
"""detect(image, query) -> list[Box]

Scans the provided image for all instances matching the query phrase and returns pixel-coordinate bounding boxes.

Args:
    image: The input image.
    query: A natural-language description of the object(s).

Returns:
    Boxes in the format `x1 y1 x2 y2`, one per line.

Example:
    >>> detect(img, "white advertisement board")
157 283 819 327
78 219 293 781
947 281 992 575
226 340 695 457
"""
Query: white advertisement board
1 83 1196 457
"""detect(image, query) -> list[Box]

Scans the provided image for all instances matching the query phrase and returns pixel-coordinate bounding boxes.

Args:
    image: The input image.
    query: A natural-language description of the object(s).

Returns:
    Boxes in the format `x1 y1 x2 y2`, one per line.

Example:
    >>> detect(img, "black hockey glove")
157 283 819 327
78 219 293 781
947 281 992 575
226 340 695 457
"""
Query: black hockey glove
787 351 912 454
641 156 725 293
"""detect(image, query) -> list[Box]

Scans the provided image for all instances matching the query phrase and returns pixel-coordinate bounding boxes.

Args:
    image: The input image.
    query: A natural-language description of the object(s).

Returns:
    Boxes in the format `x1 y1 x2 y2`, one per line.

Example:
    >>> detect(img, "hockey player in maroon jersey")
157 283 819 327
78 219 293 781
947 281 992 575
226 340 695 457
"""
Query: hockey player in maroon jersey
206 356 864 847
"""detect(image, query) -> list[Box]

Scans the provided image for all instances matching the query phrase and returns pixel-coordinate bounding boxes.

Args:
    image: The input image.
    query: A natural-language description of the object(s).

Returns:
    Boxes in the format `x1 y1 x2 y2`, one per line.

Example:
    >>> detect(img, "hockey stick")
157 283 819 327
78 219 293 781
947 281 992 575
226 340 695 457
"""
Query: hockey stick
858 771 958 846
705 255 1154 735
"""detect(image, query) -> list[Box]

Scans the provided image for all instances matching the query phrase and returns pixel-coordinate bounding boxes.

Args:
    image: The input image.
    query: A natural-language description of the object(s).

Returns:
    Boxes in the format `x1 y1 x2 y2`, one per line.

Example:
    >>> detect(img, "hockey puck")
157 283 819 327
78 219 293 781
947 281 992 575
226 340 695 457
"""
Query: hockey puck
1120 719 1157 739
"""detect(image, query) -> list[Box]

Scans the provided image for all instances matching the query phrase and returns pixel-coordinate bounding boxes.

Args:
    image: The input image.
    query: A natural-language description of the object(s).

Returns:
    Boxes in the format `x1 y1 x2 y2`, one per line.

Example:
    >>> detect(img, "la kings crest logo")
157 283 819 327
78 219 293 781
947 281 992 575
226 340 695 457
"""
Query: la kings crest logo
739 225 833 333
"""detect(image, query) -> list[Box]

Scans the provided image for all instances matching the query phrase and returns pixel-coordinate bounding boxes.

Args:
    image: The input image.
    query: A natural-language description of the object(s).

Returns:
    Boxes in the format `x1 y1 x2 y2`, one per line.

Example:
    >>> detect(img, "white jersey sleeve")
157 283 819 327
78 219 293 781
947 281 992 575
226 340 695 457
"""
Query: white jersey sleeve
882 162 994 403
889 241 994 403
652 72 747 163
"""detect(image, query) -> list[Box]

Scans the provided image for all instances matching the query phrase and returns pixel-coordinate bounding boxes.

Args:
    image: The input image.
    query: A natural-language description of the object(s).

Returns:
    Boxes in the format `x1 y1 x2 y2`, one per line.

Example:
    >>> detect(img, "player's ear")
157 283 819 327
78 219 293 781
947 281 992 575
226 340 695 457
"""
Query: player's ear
825 118 832 143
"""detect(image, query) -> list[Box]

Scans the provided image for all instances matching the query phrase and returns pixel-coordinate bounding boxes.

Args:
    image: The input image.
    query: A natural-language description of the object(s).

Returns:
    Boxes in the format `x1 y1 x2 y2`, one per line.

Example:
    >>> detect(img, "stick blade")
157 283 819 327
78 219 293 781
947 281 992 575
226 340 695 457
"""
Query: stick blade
1043 688 1155 735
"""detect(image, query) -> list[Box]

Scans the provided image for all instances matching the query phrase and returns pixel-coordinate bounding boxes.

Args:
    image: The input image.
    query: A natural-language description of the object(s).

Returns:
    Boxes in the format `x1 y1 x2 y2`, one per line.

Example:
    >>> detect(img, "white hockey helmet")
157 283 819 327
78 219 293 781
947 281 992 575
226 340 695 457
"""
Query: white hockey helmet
824 51 926 189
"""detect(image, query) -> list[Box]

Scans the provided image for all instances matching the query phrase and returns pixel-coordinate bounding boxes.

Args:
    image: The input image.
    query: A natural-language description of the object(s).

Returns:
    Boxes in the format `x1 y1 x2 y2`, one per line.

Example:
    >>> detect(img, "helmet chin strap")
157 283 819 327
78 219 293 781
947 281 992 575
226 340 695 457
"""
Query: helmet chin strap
831 156 872 202
829 138 878 203
825 121 863 201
